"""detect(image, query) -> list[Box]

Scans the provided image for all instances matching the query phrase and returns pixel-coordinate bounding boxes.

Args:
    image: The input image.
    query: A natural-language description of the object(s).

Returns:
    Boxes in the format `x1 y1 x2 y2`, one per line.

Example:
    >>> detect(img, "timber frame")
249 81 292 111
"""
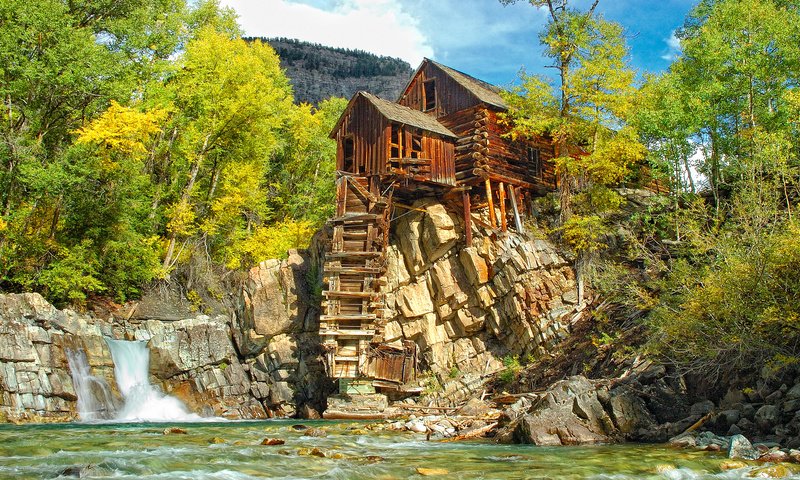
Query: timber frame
321 59 557 392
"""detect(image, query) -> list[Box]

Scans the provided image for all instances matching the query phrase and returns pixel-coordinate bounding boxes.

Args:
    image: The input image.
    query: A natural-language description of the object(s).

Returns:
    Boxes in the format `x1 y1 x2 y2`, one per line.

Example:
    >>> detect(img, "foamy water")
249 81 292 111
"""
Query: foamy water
0 420 796 479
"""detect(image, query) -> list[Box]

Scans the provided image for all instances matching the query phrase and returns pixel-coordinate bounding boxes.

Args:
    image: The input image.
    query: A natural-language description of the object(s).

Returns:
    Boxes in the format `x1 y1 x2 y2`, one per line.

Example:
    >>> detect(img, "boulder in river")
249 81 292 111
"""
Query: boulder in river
728 434 760 460
513 376 615 445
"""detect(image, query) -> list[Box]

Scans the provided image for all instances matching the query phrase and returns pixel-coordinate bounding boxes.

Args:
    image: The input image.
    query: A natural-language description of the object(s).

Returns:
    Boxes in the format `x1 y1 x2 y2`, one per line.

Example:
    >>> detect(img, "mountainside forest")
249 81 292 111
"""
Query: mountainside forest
260 37 413 104
1 0 799 385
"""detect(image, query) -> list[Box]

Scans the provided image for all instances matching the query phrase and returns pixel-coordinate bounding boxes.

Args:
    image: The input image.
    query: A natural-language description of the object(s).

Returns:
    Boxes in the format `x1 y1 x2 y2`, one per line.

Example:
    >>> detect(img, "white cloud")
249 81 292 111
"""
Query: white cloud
661 31 681 61
219 0 434 66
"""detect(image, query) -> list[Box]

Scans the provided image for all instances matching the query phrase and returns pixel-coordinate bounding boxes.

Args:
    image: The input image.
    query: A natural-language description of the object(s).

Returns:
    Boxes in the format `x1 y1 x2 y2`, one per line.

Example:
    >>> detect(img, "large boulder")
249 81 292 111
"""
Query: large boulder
421 203 458 263
236 252 310 356
513 376 616 445
396 278 434 318
147 316 236 378
728 434 760 460
607 387 657 435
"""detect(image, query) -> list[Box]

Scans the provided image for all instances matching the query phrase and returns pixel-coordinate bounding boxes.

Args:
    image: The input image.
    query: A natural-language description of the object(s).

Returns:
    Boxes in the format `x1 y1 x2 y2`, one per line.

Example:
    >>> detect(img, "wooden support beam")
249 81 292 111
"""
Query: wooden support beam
485 179 497 228
498 182 507 232
508 184 524 233
463 189 472 247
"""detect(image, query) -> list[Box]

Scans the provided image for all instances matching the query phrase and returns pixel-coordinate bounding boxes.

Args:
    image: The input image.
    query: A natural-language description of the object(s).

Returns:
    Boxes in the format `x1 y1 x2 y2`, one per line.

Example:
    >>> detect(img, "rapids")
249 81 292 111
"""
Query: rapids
0 420 798 479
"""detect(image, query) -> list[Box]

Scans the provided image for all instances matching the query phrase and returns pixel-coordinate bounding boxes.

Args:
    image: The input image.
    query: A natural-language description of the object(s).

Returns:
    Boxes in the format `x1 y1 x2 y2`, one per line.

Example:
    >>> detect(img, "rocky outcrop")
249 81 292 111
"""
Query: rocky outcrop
380 198 580 405
233 249 333 417
495 366 693 445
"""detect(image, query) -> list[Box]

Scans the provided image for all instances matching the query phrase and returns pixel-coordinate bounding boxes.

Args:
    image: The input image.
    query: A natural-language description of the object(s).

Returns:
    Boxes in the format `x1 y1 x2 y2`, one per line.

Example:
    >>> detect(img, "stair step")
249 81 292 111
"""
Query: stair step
320 314 377 321
334 356 360 362
332 213 380 222
320 329 376 337
323 290 378 299
342 232 368 239
326 251 382 259
324 266 383 275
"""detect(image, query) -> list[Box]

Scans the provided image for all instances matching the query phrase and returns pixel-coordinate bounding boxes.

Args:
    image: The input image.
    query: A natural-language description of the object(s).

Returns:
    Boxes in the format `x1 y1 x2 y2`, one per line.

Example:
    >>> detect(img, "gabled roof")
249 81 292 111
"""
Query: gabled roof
330 91 457 139
400 58 509 111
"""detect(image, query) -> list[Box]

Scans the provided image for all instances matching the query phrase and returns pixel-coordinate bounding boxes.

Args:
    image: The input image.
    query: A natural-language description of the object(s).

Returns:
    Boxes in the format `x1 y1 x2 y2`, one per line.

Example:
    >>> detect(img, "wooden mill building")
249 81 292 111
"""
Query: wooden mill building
321 59 557 392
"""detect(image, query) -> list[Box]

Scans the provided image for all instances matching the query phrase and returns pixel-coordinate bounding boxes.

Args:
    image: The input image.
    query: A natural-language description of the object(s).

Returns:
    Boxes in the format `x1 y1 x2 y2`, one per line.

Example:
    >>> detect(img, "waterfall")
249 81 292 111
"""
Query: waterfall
65 349 116 421
105 339 202 422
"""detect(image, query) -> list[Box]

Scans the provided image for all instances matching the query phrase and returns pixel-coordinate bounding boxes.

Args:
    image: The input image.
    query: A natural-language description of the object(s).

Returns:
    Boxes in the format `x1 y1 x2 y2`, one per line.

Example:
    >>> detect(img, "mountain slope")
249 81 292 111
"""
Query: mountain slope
249 37 414 104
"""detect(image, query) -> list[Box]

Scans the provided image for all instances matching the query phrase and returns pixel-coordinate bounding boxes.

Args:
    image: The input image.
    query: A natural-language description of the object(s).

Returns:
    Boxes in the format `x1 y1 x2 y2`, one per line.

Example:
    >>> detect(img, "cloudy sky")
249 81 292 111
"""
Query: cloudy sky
219 0 697 86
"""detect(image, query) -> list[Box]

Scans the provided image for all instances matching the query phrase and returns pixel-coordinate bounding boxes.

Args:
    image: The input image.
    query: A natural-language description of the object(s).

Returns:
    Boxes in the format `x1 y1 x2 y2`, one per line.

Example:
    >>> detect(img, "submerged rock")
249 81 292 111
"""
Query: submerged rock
260 438 285 446
748 464 792 478
720 460 749 471
59 464 98 478
416 467 449 476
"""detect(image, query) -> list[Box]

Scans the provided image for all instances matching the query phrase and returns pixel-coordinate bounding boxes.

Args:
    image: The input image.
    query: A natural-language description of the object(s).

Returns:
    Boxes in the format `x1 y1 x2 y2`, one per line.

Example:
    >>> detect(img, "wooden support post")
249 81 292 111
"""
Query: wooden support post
485 179 497 228
498 182 507 232
463 189 472 247
508 184 524 233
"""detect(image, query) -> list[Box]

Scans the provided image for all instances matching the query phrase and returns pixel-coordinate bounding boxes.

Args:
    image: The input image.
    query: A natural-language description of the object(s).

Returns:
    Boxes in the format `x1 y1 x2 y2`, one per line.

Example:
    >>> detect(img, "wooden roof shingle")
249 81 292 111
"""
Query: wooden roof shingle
427 59 508 110
331 91 457 138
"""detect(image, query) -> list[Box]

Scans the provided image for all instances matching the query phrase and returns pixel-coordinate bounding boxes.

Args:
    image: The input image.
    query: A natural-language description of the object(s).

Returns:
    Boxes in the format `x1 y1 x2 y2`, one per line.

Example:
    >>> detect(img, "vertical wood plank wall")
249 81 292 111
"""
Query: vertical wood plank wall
332 96 455 185
398 63 482 118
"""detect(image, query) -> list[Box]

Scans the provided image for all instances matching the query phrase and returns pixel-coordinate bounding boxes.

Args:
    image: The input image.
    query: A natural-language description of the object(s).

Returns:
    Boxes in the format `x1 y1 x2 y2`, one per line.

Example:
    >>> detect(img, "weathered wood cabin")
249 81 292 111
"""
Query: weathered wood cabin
321 59 556 392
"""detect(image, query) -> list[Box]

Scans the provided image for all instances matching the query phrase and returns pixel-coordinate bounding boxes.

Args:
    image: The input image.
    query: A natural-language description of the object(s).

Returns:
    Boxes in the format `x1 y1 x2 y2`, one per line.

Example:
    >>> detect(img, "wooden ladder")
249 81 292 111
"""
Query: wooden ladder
321 174 392 380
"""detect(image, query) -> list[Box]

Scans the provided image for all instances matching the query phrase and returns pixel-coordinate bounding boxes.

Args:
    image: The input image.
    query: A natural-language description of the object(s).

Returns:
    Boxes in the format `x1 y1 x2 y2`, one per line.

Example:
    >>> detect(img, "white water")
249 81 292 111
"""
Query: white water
105 339 203 422
65 349 116 421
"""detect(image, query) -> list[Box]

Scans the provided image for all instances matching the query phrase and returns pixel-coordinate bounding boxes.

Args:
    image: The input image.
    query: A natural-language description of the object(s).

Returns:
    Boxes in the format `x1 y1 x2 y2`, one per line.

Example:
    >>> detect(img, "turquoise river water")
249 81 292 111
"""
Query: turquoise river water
0 420 798 479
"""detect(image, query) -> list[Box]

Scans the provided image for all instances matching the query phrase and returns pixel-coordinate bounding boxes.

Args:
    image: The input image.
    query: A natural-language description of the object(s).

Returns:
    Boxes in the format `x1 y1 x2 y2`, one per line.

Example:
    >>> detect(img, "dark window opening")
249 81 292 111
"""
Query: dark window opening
409 131 422 158
390 123 402 158
423 79 436 111
343 136 355 172
526 146 542 178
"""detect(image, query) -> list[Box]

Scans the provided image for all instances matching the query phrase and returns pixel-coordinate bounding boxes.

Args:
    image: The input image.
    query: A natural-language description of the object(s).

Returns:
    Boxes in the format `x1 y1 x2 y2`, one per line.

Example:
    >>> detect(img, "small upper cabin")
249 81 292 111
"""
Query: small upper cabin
397 58 508 120
398 59 556 194
330 91 458 186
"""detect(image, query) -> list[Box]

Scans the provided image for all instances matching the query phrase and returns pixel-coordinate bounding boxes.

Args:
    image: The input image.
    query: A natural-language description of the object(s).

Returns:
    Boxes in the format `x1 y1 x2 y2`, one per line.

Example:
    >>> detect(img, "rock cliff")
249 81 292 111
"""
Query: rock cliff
261 38 413 104
0 197 582 422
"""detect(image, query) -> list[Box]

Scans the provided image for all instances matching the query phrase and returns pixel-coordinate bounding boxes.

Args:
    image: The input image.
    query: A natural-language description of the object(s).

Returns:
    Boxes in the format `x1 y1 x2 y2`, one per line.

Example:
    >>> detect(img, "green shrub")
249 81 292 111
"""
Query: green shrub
37 241 104 306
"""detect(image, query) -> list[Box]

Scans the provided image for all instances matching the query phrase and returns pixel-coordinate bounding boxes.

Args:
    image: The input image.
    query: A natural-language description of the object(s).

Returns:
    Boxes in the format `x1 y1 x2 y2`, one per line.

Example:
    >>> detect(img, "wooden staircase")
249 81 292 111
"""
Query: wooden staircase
321 174 392 379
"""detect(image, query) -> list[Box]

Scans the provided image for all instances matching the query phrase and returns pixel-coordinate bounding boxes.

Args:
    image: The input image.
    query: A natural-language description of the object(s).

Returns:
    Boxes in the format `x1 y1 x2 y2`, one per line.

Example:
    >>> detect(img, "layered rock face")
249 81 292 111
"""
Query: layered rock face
380 198 580 404
0 248 331 422
0 197 580 421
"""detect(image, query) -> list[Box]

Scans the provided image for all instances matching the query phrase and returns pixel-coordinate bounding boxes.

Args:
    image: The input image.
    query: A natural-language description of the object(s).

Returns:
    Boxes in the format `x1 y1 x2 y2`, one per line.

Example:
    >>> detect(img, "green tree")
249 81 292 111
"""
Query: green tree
155 28 293 271
501 0 645 304
0 0 190 303
267 97 347 225
642 0 800 381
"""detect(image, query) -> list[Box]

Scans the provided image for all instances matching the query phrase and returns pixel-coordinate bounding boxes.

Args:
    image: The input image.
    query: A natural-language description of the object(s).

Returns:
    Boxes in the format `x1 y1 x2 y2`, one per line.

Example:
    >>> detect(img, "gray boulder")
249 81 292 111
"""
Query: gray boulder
755 404 781 432
728 434 760 460
513 376 616 445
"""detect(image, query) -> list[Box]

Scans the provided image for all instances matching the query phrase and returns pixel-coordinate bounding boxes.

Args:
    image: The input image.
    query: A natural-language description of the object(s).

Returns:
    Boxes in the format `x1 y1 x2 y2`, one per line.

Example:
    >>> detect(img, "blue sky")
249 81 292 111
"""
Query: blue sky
220 0 698 87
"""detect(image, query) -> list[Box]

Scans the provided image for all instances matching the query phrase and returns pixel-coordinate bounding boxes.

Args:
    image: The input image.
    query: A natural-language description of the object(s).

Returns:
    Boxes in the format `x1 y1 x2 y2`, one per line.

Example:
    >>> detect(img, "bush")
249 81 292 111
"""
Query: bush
647 220 800 380
37 241 104 306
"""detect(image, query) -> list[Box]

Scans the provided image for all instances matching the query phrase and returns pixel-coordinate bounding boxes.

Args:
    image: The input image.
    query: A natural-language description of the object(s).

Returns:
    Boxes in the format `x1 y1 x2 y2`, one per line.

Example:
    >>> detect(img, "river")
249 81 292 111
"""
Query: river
0 420 794 479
